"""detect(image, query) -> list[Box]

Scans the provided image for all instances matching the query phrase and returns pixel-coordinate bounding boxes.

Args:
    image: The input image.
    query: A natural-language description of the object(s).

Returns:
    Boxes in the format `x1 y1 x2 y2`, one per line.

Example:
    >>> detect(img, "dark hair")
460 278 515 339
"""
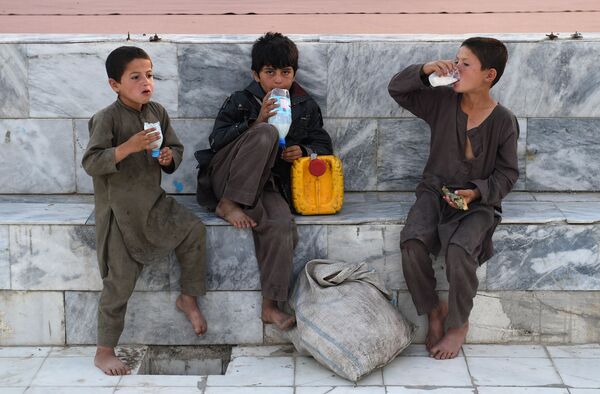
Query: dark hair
461 37 508 86
105 46 151 82
251 32 299 74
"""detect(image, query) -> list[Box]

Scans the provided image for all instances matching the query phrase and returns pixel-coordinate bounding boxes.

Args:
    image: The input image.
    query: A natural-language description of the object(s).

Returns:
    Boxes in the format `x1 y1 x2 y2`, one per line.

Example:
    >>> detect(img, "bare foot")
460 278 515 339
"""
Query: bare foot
94 346 130 376
262 299 296 331
430 321 469 360
215 198 257 229
176 294 208 336
426 301 448 352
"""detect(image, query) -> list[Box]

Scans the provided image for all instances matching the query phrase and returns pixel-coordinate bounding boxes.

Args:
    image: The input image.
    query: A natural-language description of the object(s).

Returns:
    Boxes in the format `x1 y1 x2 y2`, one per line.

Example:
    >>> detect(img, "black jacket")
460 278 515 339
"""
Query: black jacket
197 80 333 209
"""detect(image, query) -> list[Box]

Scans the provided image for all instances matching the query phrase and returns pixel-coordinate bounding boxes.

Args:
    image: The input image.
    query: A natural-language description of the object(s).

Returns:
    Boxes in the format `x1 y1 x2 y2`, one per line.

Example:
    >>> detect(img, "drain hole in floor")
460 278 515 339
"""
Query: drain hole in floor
139 345 232 375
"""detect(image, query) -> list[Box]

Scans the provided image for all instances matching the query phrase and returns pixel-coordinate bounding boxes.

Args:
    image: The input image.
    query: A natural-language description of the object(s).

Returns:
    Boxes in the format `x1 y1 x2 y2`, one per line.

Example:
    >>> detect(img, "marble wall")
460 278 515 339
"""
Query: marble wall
0 36 599 194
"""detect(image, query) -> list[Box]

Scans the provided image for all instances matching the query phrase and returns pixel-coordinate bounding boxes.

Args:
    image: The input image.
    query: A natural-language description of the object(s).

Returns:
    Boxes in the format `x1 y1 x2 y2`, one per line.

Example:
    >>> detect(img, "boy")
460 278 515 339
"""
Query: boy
83 46 208 376
388 37 519 359
196 32 333 330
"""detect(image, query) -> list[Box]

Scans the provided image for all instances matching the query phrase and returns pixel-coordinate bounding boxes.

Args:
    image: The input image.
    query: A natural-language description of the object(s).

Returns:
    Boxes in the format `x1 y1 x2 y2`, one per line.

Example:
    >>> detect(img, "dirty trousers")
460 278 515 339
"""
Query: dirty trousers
97 219 206 348
209 123 298 301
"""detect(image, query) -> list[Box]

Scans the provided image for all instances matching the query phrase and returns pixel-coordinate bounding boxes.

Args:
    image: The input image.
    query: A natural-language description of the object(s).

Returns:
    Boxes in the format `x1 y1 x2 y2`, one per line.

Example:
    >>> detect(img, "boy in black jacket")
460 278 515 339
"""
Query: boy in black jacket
197 32 333 330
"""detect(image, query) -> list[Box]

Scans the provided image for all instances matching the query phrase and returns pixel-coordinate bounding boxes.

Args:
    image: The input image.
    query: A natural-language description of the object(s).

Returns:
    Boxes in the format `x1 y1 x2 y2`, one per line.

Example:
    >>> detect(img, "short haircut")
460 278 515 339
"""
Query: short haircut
251 32 299 73
461 37 508 86
105 46 151 82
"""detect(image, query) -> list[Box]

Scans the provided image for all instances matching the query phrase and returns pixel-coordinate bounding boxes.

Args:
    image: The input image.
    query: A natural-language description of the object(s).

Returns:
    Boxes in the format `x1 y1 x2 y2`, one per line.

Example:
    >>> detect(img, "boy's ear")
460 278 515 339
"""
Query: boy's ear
108 78 120 93
251 70 260 82
485 68 497 85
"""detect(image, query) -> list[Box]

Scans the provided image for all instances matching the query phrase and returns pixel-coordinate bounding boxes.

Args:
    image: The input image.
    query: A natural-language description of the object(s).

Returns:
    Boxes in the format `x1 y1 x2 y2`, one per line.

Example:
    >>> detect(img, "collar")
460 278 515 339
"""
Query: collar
115 97 148 114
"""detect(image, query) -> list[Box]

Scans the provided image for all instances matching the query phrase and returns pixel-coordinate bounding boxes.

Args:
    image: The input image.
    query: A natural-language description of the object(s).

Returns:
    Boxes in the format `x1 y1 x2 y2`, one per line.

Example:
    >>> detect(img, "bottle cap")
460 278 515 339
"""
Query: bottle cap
151 149 160 158
309 158 327 177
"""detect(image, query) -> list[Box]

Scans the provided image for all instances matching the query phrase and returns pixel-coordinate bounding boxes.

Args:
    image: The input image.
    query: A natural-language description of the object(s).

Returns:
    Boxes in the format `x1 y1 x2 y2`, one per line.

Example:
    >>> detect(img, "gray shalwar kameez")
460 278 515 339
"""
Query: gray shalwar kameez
388 64 519 328
82 99 206 347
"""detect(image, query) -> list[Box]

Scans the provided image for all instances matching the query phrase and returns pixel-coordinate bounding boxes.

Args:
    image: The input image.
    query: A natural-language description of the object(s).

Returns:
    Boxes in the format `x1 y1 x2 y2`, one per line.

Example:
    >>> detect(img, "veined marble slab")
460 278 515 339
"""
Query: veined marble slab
0 291 65 345
0 44 28 118
324 118 377 191
28 42 179 118
488 224 600 290
74 119 93 194
526 118 600 191
0 226 8 289
0 203 93 225
65 291 263 345
558 202 600 224
538 291 600 343
515 118 527 191
500 201 564 224
533 192 600 202
0 119 75 193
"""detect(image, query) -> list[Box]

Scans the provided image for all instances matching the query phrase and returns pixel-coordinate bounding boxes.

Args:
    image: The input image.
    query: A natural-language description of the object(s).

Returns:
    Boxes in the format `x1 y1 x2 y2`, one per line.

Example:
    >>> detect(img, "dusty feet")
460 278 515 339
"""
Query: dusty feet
426 301 448 352
262 299 296 331
430 321 469 360
94 346 130 376
215 198 257 229
176 294 208 336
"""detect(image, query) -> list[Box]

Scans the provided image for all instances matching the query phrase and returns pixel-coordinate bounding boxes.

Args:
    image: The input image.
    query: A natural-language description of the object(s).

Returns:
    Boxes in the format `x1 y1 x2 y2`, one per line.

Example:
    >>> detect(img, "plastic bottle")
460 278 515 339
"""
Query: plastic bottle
268 88 291 148
144 121 163 158
429 69 460 87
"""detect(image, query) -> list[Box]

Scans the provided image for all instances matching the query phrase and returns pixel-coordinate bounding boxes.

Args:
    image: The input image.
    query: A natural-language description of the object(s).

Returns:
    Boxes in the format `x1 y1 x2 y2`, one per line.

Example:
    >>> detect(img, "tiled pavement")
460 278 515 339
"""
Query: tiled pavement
1 344 599 393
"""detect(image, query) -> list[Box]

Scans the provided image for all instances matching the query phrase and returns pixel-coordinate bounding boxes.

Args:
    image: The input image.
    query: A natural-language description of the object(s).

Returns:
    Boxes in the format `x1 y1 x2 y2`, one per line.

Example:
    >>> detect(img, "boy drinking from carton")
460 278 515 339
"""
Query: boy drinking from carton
388 37 519 359
196 32 333 330
83 46 208 375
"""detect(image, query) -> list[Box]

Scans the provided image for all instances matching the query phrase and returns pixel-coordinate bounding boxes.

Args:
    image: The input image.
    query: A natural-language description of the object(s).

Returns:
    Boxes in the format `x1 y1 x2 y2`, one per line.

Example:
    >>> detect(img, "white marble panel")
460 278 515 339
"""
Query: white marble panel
0 119 75 193
30 356 121 386
9 225 100 290
324 118 377 191
558 203 600 223
538 292 600 344
297 388 386 394
526 118 600 191
28 42 178 117
65 291 263 345
118 375 204 387
0 226 9 289
0 358 45 387
488 225 600 290
207 356 294 387
231 345 296 359
295 356 383 386
160 118 214 194
382 356 471 386
205 388 293 394
0 291 64 345
467 357 562 386
463 344 546 358
0 44 28 117
547 344 600 359
478 389 568 394
74 119 93 194
0 347 51 358
27 388 113 394
494 42 600 117
554 358 600 388
327 41 458 118
0 203 93 225
386 389 475 394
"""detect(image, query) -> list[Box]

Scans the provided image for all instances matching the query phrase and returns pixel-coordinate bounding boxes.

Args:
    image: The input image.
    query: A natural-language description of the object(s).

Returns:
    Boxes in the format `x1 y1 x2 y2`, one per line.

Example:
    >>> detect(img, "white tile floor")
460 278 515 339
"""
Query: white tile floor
0 344 599 393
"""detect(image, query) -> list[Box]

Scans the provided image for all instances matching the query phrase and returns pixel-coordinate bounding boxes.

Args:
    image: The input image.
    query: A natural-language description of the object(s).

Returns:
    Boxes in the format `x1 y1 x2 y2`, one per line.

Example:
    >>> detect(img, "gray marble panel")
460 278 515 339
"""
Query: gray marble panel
514 118 527 191
161 119 214 194
533 192 600 202
526 118 600 191
494 42 600 117
28 42 178 118
65 291 263 345
0 291 65 345
291 225 328 284
0 44 28 117
538 291 600 343
74 119 93 194
0 119 75 193
377 118 430 191
488 224 600 290
501 201 564 224
295 43 328 116
0 226 9 289
0 202 94 225
324 118 377 191
327 42 458 117
558 202 600 224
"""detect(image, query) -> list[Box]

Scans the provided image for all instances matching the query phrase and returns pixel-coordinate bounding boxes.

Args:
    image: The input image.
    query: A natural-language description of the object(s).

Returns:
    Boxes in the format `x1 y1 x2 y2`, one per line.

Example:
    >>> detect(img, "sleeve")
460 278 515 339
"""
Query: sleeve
387 63 442 124
81 111 119 177
299 101 333 156
209 94 253 152
159 105 182 174
470 116 520 206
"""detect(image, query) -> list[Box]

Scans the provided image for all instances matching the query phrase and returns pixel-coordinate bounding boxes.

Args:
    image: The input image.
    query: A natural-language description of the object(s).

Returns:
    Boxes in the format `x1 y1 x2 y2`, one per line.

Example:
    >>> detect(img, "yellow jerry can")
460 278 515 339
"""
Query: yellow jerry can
291 154 344 215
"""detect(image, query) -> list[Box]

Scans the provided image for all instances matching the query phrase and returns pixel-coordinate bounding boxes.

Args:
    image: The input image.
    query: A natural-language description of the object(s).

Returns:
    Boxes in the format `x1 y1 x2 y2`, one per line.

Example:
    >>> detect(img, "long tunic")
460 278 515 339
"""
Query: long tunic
388 64 519 263
82 99 200 266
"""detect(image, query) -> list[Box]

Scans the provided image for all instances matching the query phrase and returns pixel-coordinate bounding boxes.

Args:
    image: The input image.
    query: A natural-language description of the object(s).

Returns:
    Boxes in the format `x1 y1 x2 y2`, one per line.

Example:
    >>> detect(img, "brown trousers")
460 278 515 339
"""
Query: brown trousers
97 219 206 347
209 123 298 301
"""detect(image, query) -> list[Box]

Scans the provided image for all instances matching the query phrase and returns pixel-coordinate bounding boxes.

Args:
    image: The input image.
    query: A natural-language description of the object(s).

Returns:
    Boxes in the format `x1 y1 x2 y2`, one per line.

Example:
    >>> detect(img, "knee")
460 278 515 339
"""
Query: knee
248 123 279 148
401 239 427 267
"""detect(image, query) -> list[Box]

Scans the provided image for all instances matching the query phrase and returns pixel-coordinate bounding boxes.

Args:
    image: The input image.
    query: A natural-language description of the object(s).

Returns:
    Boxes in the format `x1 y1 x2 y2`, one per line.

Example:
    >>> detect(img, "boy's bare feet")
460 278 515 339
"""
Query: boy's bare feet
176 294 208 336
431 321 469 360
426 301 448 352
216 198 257 229
94 346 130 376
262 299 296 331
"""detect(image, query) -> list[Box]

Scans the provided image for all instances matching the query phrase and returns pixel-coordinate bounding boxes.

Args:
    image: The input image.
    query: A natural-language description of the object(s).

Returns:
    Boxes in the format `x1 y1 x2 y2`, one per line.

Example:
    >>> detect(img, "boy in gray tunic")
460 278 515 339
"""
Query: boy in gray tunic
388 37 519 359
83 46 208 375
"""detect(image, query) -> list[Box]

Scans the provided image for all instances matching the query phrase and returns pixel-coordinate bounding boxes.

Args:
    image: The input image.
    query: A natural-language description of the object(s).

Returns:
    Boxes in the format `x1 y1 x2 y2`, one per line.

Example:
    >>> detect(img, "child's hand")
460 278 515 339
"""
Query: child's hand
443 188 480 209
128 127 161 153
281 145 302 163
423 60 457 77
256 94 278 124
158 147 173 167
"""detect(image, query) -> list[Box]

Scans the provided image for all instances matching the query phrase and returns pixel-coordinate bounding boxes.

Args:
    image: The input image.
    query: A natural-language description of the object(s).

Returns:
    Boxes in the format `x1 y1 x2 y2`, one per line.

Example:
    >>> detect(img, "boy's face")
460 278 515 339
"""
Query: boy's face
109 58 154 111
252 65 295 94
452 46 496 93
